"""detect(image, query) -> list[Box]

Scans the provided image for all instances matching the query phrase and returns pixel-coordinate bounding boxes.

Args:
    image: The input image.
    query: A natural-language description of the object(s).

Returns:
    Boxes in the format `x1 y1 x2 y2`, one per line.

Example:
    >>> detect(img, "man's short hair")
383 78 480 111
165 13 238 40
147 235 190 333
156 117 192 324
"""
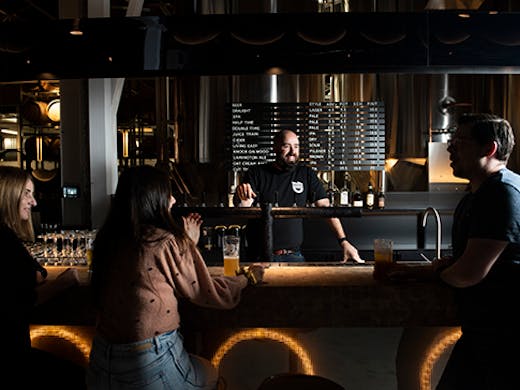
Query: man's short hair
459 113 515 161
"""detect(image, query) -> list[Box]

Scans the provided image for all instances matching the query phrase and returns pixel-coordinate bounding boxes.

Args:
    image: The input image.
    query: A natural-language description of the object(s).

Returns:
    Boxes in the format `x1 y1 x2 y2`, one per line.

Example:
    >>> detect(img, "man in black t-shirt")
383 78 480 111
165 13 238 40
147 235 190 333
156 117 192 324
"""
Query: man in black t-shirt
235 129 363 263
431 114 520 389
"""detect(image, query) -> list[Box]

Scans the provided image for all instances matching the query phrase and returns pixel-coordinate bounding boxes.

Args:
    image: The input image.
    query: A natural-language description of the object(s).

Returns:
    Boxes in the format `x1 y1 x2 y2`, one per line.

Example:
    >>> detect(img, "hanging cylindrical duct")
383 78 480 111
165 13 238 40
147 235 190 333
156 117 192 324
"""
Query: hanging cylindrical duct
430 73 453 134
198 76 211 163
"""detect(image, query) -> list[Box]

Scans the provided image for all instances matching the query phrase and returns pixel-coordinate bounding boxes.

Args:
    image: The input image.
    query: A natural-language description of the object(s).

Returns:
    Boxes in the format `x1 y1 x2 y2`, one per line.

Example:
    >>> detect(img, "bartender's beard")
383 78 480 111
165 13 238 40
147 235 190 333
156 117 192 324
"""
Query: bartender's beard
275 155 299 171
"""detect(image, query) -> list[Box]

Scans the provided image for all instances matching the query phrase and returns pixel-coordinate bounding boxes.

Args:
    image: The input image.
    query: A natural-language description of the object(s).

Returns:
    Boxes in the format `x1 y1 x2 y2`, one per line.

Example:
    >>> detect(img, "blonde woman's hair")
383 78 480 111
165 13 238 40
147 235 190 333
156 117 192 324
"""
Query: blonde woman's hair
0 167 35 241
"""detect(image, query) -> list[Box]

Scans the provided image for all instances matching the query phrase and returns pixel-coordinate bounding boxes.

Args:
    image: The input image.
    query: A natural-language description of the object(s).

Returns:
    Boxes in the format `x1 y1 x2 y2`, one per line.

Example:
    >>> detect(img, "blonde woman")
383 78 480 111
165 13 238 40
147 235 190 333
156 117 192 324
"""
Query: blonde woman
0 166 84 389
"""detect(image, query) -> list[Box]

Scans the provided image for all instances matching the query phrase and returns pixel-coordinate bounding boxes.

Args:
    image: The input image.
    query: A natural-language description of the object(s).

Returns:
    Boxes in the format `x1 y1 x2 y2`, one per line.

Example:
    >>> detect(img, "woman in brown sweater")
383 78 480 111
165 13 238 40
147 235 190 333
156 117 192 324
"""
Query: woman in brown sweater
87 165 263 390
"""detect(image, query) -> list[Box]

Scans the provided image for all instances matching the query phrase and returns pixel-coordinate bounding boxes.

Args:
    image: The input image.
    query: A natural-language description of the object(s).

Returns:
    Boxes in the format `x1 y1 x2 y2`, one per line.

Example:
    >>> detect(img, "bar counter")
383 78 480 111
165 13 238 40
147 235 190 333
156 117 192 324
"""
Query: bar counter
34 263 458 328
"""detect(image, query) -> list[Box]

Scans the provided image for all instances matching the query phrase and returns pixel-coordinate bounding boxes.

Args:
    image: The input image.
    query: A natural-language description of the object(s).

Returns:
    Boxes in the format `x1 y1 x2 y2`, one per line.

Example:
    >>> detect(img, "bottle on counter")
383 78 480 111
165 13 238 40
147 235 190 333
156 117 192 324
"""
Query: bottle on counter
365 182 375 210
326 180 337 207
352 185 363 208
377 187 386 209
215 225 227 249
339 172 351 207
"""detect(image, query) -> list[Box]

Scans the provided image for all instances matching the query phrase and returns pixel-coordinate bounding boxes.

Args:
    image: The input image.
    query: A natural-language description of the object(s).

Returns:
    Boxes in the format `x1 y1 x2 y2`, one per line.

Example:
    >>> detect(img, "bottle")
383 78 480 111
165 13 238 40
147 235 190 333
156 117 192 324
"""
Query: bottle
339 172 351 207
377 187 386 209
352 185 363 208
365 183 375 210
326 180 336 207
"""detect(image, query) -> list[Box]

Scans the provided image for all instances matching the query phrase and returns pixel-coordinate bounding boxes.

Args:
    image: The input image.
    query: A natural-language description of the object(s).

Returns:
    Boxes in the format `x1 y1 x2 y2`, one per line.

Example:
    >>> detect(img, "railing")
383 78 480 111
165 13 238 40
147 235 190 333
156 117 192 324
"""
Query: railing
174 203 362 262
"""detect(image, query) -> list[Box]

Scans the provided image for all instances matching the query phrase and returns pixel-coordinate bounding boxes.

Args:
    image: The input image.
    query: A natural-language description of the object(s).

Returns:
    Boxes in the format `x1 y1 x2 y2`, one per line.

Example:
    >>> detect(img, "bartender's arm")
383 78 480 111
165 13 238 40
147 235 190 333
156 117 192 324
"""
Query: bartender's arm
315 197 364 263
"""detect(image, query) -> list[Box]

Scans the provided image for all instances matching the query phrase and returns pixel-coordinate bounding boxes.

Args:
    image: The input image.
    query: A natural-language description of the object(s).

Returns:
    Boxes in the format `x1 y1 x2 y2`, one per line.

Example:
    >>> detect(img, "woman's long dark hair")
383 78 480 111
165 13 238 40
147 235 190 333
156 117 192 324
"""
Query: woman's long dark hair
91 165 187 302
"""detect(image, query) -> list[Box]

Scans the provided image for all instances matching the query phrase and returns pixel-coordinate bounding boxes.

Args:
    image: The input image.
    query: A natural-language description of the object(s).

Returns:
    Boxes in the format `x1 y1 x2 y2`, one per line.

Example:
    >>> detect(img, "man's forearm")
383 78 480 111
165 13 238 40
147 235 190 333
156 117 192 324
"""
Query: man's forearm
327 217 346 239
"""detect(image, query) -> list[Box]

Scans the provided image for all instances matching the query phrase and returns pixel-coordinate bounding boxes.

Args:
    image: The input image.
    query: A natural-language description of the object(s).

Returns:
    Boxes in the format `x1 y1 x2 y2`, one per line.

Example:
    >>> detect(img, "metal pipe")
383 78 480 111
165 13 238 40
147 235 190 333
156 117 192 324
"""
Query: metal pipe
421 207 441 260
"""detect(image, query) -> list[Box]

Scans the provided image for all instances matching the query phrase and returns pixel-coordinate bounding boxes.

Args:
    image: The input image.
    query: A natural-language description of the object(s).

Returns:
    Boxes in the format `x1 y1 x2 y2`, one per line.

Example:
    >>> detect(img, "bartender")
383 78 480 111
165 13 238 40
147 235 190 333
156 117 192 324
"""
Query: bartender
235 129 364 263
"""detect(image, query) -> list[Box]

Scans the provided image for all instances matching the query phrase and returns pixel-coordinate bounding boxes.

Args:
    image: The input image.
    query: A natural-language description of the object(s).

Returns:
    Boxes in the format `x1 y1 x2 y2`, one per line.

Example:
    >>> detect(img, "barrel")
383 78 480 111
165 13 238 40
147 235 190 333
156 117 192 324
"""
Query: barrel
21 100 49 124
46 99 60 122
24 136 60 162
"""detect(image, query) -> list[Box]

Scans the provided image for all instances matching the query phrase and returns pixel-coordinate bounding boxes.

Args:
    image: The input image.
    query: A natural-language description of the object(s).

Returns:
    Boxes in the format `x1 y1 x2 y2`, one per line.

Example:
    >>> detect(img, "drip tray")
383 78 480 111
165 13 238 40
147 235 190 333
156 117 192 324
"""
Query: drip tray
264 261 370 267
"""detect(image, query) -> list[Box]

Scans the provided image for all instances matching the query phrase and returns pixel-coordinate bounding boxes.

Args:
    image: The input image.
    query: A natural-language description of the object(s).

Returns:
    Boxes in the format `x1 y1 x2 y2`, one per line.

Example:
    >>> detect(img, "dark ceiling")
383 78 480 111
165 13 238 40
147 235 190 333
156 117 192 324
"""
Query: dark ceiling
2 0 520 83
0 1 183 22
1 0 517 23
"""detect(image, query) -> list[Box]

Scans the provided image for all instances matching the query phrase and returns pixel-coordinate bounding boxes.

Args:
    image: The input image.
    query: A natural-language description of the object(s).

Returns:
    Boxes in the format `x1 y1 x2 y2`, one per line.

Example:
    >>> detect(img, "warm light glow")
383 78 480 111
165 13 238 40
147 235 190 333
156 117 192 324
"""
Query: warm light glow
0 117 18 124
211 328 314 375
385 158 399 170
36 135 43 162
47 99 61 122
122 130 129 158
30 325 92 361
270 75 278 103
266 67 284 75
3 137 17 149
70 18 83 36
420 327 462 390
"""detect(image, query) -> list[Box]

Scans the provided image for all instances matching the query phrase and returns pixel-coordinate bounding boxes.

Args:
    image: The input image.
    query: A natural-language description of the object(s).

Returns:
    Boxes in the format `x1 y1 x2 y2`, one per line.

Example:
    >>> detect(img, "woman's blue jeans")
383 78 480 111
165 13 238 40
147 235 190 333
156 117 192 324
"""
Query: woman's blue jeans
86 330 218 390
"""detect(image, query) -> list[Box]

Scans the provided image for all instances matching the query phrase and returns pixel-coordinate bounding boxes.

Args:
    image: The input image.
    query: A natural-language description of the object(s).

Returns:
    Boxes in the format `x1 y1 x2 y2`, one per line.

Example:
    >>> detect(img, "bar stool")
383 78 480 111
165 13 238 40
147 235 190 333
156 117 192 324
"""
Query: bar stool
256 373 345 390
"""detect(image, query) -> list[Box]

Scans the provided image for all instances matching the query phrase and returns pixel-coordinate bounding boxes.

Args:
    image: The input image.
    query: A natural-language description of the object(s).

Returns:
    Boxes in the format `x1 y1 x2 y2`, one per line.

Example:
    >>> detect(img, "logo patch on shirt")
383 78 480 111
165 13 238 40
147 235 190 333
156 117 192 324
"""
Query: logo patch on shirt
292 181 304 193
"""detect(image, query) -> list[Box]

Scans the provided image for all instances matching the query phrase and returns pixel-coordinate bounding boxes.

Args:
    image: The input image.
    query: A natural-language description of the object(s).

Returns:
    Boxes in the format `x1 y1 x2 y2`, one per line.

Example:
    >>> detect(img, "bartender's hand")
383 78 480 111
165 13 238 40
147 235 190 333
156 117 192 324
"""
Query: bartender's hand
340 240 365 264
236 183 256 207
183 213 203 244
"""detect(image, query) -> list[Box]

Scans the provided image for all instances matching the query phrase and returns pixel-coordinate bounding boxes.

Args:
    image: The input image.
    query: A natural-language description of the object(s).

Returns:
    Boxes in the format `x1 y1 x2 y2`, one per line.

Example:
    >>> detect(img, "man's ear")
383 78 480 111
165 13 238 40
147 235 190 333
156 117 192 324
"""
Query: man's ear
484 140 498 158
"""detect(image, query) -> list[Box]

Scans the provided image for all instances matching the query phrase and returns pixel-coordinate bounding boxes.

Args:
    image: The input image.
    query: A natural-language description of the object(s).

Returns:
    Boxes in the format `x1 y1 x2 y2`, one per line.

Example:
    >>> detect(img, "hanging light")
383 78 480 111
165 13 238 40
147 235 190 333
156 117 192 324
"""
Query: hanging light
70 18 83 36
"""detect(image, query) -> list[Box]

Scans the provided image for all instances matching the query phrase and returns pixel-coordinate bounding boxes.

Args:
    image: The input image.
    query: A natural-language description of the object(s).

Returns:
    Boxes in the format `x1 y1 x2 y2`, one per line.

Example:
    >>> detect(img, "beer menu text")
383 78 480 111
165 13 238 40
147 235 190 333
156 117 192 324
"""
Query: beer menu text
226 101 385 172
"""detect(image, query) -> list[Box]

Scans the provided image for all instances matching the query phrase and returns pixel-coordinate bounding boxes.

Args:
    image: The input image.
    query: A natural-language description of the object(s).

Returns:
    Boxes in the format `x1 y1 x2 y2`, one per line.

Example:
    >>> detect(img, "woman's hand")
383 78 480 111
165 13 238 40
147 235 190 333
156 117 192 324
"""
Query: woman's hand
431 255 454 273
56 267 81 288
183 213 203 244
247 264 265 285
36 267 80 304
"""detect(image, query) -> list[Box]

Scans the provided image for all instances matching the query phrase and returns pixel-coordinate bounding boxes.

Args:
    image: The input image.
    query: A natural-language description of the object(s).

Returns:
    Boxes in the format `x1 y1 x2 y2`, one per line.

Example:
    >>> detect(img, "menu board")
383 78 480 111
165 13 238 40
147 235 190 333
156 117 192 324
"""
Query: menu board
226 101 385 172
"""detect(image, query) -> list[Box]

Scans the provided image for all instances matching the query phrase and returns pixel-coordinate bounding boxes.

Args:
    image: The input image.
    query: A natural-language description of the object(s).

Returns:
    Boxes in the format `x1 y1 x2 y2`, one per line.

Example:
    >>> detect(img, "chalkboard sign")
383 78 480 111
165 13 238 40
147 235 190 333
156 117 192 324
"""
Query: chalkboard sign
226 101 385 172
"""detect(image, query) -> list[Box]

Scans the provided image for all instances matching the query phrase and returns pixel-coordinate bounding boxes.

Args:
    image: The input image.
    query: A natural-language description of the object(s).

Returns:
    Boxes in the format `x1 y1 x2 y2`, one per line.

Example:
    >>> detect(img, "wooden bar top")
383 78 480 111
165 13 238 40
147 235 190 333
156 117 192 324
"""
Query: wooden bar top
36 263 458 328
